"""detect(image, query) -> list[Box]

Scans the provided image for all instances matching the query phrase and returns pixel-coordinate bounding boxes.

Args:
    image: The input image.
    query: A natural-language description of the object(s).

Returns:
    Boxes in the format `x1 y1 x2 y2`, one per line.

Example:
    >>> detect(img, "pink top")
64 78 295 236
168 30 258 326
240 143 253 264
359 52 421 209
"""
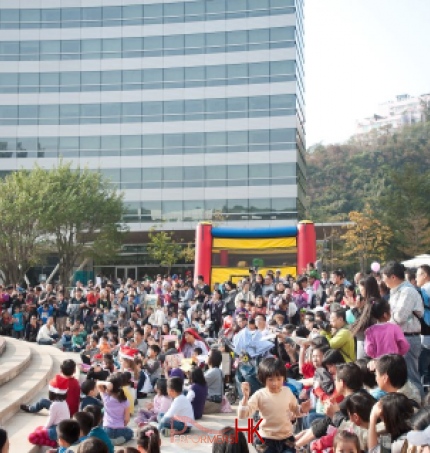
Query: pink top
153 394 172 414
364 322 410 358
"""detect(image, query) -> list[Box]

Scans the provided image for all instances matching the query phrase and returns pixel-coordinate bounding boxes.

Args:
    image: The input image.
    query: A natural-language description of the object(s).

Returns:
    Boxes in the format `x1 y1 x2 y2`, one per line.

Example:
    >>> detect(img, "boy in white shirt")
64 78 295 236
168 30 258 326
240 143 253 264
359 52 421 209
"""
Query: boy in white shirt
158 377 194 436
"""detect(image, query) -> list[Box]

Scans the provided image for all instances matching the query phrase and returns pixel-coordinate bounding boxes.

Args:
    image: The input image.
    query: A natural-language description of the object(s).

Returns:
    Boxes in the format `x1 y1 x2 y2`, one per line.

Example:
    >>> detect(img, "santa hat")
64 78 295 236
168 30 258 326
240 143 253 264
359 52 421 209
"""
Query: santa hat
92 353 103 361
120 346 139 361
49 375 69 395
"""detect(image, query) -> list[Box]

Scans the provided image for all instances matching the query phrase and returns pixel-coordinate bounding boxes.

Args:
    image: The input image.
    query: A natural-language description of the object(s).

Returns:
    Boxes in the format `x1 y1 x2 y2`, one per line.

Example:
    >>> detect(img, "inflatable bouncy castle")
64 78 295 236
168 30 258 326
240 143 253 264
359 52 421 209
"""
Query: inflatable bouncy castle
194 221 316 286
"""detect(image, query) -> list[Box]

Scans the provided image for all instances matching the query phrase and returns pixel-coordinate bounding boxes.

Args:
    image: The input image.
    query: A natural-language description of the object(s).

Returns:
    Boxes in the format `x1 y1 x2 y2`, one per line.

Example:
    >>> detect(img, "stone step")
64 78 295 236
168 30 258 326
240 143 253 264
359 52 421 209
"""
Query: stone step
0 339 54 426
0 339 32 386
5 347 81 453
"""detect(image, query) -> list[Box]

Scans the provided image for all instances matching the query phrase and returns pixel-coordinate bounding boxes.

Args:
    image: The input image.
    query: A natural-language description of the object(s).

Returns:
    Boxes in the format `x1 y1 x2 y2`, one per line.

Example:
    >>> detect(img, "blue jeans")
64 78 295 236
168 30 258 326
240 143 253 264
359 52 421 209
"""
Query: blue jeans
47 425 58 441
104 427 133 442
236 362 262 399
405 335 424 398
158 413 191 433
29 398 51 413
419 346 430 385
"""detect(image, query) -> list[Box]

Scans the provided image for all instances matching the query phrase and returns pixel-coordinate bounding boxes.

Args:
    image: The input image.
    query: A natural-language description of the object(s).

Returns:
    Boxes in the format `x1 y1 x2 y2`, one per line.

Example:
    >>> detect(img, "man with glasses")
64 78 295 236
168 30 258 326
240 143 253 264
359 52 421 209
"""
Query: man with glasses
382 261 424 397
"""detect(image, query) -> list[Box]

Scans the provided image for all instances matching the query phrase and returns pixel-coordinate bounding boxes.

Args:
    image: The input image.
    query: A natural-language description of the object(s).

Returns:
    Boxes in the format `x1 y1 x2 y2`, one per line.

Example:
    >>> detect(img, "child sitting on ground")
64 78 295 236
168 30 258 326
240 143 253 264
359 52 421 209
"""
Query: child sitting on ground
56 419 81 453
83 405 114 453
238 357 311 453
158 377 195 436
73 411 94 444
80 380 103 411
28 375 71 448
135 378 171 427
96 374 133 446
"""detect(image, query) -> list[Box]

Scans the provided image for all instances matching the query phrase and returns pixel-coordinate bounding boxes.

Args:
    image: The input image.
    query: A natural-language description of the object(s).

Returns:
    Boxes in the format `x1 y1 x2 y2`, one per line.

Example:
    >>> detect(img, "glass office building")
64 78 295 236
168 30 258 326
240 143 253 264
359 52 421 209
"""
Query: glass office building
0 0 305 277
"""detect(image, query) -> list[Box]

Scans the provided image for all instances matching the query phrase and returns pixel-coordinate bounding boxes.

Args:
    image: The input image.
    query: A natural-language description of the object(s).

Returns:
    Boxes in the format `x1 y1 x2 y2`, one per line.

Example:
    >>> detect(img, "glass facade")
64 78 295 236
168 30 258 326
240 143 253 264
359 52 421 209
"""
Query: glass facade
0 0 305 230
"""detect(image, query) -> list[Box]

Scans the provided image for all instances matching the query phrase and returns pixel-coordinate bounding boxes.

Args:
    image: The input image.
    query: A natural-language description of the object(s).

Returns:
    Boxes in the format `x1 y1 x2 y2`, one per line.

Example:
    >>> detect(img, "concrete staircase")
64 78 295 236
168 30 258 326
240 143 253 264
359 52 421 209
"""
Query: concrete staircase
0 337 80 453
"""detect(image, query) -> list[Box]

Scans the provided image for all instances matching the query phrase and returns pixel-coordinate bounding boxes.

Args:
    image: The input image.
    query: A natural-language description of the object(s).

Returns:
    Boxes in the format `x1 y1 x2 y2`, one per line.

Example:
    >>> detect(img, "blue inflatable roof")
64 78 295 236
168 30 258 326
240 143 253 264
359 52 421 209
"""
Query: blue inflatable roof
211 226 298 238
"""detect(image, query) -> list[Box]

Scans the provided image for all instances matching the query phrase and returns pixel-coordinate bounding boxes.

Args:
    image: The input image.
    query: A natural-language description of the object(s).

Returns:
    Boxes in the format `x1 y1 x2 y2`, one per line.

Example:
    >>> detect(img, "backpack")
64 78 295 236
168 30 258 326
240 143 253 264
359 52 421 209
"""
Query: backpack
414 288 430 335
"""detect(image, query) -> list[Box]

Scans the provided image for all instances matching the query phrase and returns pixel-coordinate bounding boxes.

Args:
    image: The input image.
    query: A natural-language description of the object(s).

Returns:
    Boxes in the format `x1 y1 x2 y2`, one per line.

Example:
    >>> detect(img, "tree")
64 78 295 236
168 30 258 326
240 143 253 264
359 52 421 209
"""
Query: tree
147 228 183 273
0 169 48 283
341 205 393 273
40 163 127 284
398 215 430 257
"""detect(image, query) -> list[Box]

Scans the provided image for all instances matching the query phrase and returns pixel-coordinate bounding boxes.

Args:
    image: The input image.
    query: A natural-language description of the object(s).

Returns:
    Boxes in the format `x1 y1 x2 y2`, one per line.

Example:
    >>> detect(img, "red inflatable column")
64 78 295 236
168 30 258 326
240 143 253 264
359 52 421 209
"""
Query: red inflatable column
194 223 213 286
297 221 317 275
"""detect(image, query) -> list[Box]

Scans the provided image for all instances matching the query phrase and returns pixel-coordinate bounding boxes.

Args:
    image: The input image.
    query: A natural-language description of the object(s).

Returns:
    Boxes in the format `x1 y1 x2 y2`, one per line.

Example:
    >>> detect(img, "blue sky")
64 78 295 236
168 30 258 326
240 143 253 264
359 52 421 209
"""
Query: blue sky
305 0 430 146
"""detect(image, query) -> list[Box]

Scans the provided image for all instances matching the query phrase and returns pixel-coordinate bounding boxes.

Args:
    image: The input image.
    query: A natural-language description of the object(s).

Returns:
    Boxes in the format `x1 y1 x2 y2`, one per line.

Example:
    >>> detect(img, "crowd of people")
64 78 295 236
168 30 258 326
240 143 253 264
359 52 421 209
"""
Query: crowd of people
1 261 430 453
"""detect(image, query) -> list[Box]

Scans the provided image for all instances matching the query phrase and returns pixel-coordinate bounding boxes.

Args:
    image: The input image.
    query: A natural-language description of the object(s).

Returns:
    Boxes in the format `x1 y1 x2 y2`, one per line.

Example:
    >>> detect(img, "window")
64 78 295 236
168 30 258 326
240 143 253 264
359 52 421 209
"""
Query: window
164 2 184 23
82 7 102 27
101 169 120 185
123 38 142 58
61 8 81 26
101 135 120 156
80 137 100 157
20 9 40 27
81 104 100 124
101 71 121 90
41 9 60 28
142 135 162 155
183 200 204 220
19 73 39 93
228 131 248 152
184 99 204 121
206 132 226 153
164 134 183 155
61 40 80 60
227 97 248 119
206 98 226 120
141 201 161 222
81 39 101 59
185 33 204 54
250 164 270 185
40 72 60 92
249 199 271 213
103 6 121 26
122 5 143 25
39 105 59 125
121 103 141 123
18 105 38 125
142 168 162 188
185 66 205 87
143 69 163 89
227 31 247 51
249 29 270 51
121 168 141 189
184 133 204 154
101 103 121 123
162 201 183 222
102 38 121 59
60 72 80 92
81 71 101 91
59 137 79 156
228 165 248 185
121 135 141 155
20 41 39 61
227 199 248 214
163 167 182 188
206 165 227 187
184 167 205 187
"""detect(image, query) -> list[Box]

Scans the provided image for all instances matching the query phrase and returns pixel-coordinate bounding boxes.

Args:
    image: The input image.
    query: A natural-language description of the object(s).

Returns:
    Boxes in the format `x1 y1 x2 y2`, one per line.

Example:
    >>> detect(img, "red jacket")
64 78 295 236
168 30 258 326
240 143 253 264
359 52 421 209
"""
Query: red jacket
66 376 81 416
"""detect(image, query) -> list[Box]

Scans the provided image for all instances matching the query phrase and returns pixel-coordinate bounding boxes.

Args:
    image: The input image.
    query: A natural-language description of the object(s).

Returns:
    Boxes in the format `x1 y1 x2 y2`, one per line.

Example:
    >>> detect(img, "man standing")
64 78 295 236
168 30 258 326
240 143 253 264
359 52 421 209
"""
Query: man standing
382 261 424 397
416 265 430 385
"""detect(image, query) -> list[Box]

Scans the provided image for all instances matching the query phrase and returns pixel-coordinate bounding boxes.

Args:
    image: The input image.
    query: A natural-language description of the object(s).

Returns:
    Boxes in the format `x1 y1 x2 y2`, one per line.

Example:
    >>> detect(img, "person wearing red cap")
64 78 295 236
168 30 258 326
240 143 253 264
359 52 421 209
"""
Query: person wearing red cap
178 328 209 359
27 375 70 447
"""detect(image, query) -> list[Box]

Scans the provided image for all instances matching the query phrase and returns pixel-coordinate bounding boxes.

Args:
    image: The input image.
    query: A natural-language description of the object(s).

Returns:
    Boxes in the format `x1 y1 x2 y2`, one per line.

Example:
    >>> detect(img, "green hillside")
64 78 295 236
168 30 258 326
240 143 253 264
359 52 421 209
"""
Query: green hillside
306 120 430 260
